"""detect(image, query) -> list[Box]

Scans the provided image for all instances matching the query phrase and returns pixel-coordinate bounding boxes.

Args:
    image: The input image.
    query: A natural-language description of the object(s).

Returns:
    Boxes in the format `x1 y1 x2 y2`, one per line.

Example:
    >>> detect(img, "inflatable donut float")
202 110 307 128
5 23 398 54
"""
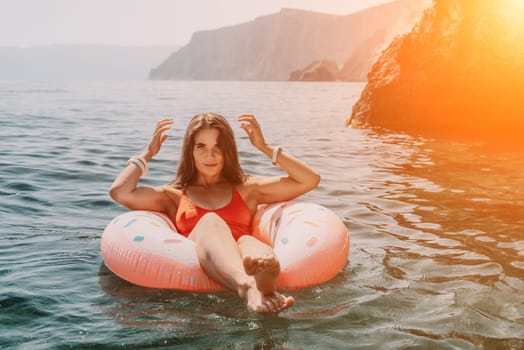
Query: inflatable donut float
101 201 349 291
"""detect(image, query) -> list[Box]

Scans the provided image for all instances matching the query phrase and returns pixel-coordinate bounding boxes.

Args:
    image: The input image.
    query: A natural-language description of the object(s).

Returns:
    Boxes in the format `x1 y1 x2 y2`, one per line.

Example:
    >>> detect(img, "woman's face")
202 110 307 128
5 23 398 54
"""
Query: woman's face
192 128 224 180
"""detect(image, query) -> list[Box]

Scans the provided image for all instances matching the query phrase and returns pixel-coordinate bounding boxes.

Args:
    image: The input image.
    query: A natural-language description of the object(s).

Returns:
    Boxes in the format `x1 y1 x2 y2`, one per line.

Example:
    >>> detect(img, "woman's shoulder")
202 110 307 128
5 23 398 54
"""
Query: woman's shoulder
241 174 276 188
162 183 182 194
160 184 183 205
237 175 271 198
239 175 259 189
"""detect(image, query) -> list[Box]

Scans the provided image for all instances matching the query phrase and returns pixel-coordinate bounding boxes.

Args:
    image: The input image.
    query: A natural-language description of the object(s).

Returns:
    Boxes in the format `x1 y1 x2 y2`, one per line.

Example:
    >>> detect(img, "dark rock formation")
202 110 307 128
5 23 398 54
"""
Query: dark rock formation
150 1 429 81
348 0 524 142
289 60 339 81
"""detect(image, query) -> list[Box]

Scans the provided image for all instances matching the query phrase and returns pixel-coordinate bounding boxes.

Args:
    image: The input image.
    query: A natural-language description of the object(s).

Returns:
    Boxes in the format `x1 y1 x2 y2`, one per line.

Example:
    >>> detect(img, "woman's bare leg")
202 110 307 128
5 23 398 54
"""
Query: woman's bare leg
188 213 294 313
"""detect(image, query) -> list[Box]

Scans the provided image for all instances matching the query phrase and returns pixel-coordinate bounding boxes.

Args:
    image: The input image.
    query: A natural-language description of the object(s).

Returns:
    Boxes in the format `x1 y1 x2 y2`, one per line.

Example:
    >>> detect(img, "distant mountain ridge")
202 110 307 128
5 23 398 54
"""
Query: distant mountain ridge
0 45 178 81
150 0 430 81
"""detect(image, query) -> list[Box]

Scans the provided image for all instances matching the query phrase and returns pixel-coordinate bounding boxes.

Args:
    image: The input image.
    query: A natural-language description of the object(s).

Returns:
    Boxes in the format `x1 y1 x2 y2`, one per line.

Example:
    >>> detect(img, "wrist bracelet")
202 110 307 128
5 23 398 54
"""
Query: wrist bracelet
127 156 149 176
272 146 282 166
135 156 149 175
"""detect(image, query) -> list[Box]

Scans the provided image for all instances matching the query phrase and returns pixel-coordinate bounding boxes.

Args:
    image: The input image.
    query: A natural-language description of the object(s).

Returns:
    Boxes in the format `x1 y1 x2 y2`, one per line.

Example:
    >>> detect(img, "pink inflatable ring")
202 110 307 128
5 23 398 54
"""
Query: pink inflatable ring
101 201 349 292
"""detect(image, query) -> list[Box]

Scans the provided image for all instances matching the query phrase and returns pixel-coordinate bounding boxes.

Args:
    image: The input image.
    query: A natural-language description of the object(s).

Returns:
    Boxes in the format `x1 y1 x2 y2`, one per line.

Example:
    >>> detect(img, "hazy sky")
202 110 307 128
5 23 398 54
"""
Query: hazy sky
0 0 394 47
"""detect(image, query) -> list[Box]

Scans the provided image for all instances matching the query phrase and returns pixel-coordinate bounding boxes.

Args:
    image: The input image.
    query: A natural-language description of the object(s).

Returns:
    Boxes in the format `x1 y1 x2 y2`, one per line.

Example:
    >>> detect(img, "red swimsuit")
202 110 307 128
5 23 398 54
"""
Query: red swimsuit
174 187 253 241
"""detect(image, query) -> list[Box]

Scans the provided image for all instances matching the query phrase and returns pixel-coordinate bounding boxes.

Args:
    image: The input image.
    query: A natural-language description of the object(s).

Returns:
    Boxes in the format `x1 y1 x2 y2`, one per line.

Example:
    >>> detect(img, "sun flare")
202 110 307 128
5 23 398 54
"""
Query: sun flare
500 0 524 28
508 0 524 9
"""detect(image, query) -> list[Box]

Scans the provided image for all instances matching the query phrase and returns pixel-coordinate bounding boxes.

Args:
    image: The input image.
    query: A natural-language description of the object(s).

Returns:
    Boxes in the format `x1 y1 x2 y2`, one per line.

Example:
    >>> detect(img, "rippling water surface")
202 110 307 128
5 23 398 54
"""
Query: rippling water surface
1 81 523 349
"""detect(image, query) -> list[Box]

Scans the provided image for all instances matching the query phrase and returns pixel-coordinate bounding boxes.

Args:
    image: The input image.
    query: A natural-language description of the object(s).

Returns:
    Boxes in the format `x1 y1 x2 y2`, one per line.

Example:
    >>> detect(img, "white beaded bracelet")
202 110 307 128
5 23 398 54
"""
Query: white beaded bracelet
272 146 282 166
127 156 149 176
135 156 149 176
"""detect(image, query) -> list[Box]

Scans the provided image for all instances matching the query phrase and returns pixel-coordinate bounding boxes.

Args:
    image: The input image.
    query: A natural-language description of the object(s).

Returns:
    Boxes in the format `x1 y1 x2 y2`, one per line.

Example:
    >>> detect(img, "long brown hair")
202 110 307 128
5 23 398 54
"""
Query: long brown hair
171 113 245 189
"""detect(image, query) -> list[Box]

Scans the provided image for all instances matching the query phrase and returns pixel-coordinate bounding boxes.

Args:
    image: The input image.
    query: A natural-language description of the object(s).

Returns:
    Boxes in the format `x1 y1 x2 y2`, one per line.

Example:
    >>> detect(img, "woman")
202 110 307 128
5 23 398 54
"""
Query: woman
109 113 320 313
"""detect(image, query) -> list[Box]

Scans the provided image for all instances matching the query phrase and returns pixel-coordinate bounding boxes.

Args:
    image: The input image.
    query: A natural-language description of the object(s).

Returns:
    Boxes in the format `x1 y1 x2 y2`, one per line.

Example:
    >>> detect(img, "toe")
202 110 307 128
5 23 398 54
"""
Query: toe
243 256 256 275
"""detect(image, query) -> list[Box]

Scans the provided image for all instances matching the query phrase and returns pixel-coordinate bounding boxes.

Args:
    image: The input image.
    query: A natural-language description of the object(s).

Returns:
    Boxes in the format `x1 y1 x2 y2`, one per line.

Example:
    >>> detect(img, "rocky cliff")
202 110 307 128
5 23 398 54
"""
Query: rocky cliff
150 0 429 81
289 60 339 82
348 0 524 142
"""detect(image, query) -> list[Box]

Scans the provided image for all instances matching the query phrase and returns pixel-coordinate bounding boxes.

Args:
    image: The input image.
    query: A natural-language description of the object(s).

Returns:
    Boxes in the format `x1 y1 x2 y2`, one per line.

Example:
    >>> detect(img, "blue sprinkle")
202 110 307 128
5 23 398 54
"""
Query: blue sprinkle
133 236 144 242
281 238 289 244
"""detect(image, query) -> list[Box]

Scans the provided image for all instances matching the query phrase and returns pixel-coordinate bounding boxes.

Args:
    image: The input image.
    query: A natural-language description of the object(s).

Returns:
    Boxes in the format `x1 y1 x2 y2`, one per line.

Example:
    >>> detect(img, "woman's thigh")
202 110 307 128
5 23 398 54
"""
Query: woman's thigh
188 212 236 246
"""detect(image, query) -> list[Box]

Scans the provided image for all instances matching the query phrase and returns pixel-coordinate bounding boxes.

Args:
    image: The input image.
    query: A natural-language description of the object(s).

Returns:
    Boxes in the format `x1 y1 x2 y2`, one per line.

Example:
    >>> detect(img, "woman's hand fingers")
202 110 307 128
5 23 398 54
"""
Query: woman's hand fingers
237 114 261 133
237 113 258 125
144 118 173 159
155 118 174 133
154 118 173 142
237 114 265 148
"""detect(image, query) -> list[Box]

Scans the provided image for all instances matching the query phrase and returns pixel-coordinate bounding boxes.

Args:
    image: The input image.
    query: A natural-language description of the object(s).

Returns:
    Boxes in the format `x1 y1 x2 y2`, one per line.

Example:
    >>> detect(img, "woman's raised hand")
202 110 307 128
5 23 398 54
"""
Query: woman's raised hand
237 114 267 150
143 118 173 161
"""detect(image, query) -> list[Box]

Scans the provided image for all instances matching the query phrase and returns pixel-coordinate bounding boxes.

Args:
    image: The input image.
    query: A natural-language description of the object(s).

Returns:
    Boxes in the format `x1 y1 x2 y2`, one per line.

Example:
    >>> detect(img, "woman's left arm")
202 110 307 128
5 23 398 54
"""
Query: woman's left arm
238 114 321 204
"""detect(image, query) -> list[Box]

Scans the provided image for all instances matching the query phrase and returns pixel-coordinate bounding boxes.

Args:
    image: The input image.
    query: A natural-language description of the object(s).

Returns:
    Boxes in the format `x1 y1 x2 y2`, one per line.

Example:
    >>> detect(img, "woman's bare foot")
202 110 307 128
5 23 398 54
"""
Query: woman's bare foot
237 236 293 312
243 254 280 295
239 282 295 313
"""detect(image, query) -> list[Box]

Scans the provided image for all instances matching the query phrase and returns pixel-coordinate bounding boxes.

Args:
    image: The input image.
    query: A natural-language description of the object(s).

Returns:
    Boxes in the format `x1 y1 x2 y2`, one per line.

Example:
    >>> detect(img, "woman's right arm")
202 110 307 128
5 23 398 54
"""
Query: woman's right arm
109 118 174 212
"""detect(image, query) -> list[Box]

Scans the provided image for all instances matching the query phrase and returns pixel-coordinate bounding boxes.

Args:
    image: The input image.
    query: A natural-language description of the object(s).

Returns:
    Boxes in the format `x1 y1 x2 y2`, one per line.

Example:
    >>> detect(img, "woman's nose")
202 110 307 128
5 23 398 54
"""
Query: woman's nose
206 148 217 158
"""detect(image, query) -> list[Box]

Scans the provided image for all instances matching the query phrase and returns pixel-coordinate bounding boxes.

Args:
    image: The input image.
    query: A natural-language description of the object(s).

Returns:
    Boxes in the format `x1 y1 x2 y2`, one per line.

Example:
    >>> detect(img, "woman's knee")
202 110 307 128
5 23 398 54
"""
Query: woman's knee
198 212 227 229
189 213 231 242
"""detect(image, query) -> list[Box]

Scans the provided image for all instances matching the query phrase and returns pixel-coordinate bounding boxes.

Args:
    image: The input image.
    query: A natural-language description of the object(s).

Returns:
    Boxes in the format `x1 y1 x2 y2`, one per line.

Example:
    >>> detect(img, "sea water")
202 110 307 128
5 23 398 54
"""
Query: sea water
1 80 523 349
